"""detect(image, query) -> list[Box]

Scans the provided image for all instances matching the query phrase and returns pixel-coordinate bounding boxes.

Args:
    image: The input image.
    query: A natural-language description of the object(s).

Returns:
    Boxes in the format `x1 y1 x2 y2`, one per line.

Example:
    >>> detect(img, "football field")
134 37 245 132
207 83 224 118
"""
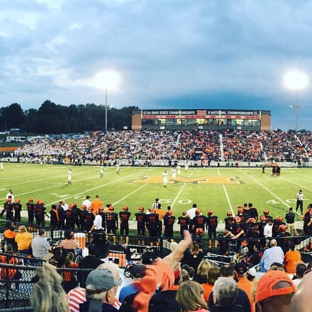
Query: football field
0 163 310 223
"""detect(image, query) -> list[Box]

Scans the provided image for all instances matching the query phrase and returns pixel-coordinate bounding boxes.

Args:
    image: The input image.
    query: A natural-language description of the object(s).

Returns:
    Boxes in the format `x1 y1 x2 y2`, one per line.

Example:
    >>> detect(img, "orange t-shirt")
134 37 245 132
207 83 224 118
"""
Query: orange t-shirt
91 198 103 215
284 250 302 273
237 277 254 312
202 283 214 302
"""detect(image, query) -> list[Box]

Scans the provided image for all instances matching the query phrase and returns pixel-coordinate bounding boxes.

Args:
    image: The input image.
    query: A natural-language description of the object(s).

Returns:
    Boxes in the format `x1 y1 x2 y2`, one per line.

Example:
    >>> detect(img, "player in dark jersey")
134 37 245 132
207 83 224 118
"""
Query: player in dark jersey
178 212 190 238
26 198 35 228
191 209 206 234
105 206 118 244
0 197 13 222
50 204 60 229
145 208 159 246
135 206 146 245
13 198 22 223
85 207 95 232
206 210 218 248
163 210 176 238
119 205 131 245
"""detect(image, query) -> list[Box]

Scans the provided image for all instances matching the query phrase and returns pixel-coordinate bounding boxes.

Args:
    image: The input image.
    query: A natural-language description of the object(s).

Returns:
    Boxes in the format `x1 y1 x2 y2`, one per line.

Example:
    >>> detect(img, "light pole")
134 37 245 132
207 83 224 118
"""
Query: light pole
105 88 108 133
94 70 120 132
284 70 308 132
290 91 302 133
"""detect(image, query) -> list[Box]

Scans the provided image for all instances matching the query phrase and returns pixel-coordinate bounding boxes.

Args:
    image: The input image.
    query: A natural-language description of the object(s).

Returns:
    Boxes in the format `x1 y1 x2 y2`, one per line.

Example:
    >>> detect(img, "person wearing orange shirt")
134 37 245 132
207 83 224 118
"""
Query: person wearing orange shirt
284 242 302 274
91 195 103 215
235 262 255 312
155 203 165 236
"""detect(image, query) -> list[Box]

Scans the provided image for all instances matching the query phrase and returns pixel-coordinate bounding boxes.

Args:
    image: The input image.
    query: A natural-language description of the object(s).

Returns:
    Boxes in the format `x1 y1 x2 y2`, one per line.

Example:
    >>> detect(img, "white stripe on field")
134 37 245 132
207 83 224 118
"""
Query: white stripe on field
217 168 234 215
171 168 196 209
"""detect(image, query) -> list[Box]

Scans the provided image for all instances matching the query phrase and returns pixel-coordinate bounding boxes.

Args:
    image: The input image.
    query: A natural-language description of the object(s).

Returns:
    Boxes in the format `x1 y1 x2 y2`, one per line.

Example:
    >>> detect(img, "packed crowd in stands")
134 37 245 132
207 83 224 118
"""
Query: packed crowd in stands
1 189 312 311
11 129 312 165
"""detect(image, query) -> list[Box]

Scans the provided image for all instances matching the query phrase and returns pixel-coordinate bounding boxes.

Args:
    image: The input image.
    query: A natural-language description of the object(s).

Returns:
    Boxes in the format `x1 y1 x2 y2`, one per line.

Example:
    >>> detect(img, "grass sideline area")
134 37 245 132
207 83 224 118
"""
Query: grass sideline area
0 163 309 226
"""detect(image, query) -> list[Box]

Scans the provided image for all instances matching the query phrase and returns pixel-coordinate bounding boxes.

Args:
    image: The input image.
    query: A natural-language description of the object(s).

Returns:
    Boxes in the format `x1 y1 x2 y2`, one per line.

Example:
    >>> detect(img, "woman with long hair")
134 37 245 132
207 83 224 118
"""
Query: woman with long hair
30 262 69 312
176 280 209 312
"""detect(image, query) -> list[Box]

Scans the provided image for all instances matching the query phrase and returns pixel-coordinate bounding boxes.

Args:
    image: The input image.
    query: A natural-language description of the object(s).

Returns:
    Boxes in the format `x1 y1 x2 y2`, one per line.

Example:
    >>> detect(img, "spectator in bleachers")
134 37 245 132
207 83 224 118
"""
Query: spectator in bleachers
202 266 220 302
292 263 306 288
30 262 70 312
176 280 209 312
3 224 17 251
77 244 104 288
284 242 302 274
260 238 284 272
210 277 245 312
252 269 295 312
14 224 33 256
61 252 79 293
208 264 251 312
194 259 211 284
31 228 51 259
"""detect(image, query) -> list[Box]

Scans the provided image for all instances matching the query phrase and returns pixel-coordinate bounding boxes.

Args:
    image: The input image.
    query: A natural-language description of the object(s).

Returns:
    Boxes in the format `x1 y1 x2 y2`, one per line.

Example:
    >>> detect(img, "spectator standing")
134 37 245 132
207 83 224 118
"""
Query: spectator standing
91 195 103 216
285 207 296 235
296 190 304 214
6 189 14 202
82 196 92 210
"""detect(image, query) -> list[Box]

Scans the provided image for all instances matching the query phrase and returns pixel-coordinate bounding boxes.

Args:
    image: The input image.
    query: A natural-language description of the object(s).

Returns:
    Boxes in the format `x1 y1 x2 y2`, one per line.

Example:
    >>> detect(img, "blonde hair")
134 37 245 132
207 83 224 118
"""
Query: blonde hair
30 262 69 312
19 225 27 233
176 280 207 311
196 259 211 281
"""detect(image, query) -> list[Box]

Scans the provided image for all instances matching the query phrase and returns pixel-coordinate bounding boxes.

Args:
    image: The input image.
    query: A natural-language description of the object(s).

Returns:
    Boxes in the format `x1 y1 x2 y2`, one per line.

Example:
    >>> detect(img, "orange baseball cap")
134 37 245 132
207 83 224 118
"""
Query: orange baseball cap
255 270 296 303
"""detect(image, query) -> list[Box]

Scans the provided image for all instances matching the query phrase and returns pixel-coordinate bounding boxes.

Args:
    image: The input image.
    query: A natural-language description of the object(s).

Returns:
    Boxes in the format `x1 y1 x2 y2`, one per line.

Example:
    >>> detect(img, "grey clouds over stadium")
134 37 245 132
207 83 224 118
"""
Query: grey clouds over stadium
1 0 312 131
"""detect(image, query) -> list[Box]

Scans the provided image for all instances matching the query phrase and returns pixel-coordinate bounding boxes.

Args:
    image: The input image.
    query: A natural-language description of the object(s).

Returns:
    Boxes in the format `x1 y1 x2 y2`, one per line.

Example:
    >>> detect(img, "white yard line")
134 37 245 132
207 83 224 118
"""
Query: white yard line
113 184 148 205
217 168 234 215
241 170 289 207
171 168 196 209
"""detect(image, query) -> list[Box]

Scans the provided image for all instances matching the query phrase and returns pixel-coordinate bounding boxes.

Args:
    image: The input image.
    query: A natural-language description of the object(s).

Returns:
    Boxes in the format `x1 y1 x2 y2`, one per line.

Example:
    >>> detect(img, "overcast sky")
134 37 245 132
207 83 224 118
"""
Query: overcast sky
1 0 312 131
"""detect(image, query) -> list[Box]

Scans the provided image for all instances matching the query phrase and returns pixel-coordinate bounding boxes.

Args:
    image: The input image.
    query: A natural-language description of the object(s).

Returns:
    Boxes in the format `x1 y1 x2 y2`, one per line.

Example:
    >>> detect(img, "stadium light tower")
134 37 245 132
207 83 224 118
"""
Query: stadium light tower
94 70 120 132
284 70 309 132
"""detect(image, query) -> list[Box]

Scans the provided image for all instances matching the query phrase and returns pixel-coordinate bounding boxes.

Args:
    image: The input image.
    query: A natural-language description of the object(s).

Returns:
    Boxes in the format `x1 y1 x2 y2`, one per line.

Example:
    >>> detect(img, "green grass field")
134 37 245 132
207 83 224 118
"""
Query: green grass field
0 163 310 223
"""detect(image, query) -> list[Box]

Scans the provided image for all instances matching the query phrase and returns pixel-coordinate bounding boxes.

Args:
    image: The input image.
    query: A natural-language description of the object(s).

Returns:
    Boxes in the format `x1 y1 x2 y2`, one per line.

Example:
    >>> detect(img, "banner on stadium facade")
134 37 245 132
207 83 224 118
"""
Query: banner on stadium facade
141 109 261 119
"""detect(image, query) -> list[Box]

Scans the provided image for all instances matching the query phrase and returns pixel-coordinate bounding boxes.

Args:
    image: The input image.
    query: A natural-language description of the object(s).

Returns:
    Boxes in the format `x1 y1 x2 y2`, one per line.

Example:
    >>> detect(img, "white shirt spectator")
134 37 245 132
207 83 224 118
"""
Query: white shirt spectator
264 223 273 238
260 239 284 271
93 214 103 230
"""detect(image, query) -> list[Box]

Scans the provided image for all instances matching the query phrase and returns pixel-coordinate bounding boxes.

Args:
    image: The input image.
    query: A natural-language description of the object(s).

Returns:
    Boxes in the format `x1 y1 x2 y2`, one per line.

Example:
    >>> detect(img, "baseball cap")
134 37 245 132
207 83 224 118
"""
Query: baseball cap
235 262 248 276
255 270 296 303
132 264 146 278
247 267 257 277
86 269 121 293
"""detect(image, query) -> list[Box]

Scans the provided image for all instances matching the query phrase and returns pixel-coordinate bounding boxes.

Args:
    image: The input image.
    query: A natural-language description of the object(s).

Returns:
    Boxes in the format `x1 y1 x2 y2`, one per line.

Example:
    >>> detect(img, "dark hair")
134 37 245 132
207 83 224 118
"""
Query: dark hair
296 263 307 278
88 244 97 255
39 228 45 236
220 264 235 277
64 231 73 239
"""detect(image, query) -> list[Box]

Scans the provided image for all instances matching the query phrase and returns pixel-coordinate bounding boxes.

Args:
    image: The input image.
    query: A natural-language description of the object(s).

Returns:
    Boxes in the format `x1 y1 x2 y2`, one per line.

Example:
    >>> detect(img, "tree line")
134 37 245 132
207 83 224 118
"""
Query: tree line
0 100 138 134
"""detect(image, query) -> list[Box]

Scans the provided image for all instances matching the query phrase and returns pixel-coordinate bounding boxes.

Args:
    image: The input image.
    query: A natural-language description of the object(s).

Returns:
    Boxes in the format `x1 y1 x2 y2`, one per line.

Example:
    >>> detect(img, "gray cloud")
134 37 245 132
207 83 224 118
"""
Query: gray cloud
0 0 312 130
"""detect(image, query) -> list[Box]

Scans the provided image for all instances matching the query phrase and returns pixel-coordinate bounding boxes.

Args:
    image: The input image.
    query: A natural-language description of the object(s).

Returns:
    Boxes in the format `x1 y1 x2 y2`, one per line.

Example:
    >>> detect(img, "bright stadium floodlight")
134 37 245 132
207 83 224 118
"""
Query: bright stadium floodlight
284 70 309 132
94 70 120 132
